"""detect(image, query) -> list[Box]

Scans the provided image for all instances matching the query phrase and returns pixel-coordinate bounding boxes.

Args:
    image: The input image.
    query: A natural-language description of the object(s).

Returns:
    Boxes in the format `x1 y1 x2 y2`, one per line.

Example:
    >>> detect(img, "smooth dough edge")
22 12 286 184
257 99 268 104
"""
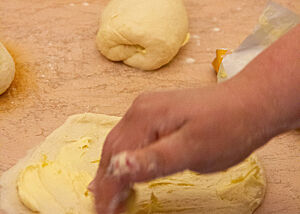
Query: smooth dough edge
0 42 15 95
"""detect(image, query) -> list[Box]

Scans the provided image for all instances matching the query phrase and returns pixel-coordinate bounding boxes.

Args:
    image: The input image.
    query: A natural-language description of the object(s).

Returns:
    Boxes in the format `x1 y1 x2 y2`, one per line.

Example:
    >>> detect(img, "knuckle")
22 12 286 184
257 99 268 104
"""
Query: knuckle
131 93 151 113
103 132 117 151
133 92 150 105
104 132 114 145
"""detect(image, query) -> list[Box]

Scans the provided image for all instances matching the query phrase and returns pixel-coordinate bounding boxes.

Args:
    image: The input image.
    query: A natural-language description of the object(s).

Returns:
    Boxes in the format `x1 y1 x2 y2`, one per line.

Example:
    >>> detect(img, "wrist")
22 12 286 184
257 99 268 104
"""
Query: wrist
220 24 300 139
219 81 280 149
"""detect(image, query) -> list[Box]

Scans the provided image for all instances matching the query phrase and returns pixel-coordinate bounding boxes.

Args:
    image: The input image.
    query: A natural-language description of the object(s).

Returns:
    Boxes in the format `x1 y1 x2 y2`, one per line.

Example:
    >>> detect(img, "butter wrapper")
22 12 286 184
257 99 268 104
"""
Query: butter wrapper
217 2 300 82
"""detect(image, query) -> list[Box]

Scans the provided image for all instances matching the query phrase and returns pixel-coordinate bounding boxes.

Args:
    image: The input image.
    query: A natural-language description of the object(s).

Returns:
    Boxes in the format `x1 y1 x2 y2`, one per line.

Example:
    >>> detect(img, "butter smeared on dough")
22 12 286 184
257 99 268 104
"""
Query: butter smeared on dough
17 138 95 213
131 156 265 214
0 113 266 214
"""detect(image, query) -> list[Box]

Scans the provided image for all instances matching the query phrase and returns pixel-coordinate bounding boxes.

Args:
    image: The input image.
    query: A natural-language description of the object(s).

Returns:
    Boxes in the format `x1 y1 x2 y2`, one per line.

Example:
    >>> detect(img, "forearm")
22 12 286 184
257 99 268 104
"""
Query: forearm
224 24 300 145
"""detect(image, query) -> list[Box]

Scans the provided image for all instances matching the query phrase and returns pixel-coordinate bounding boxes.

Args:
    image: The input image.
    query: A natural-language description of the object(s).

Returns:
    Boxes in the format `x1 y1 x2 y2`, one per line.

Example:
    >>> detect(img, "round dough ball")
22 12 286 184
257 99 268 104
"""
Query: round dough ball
96 0 189 70
0 42 15 95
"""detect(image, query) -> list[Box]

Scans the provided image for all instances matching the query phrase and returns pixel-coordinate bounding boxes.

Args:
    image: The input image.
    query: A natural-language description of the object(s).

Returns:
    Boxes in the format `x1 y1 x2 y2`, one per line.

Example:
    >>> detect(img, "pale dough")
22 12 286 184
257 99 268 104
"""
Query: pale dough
0 113 266 214
0 42 15 95
96 0 189 70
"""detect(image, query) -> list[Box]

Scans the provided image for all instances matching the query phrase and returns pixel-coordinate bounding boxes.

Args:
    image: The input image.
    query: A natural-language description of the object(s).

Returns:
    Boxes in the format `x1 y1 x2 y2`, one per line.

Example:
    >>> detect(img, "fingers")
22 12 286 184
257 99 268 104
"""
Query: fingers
107 124 195 183
92 125 198 214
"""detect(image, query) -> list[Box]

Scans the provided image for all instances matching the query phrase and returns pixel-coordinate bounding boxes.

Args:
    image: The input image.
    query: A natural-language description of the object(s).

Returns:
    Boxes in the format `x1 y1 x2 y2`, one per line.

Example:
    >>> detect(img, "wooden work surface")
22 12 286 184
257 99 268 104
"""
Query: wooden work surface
0 0 299 213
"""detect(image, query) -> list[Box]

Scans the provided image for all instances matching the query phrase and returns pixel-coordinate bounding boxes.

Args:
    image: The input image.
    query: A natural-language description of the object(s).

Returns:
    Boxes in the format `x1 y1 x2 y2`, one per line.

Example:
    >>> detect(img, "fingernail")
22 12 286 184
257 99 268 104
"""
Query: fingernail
88 179 96 192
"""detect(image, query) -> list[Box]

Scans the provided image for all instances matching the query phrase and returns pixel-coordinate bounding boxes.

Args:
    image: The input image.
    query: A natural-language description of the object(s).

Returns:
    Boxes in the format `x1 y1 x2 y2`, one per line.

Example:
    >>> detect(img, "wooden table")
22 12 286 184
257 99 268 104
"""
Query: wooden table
0 0 299 213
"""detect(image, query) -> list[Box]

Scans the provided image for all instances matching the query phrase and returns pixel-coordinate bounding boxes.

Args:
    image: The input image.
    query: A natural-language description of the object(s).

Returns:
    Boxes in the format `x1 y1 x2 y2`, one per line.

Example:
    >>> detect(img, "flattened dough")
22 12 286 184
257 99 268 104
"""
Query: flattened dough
96 0 189 70
0 113 266 214
0 42 15 95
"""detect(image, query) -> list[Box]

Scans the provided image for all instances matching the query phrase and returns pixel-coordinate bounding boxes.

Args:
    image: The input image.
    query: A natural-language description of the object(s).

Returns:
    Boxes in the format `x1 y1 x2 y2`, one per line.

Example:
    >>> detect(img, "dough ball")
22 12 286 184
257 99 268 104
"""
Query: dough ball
96 0 189 70
0 42 15 95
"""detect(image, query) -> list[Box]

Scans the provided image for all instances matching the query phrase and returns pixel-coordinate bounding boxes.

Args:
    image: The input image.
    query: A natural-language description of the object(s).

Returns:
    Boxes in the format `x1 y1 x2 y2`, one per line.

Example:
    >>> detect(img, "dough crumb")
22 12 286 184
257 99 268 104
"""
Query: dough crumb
213 27 221 32
185 57 196 64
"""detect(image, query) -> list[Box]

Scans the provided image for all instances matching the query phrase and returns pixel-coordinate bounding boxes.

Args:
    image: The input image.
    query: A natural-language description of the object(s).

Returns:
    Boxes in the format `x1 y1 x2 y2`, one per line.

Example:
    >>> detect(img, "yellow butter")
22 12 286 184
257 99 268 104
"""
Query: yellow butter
15 113 266 214
17 138 95 214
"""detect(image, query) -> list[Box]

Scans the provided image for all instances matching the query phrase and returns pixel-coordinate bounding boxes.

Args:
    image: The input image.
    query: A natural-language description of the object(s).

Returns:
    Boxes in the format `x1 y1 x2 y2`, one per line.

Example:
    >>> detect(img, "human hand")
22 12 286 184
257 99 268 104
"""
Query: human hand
89 85 272 214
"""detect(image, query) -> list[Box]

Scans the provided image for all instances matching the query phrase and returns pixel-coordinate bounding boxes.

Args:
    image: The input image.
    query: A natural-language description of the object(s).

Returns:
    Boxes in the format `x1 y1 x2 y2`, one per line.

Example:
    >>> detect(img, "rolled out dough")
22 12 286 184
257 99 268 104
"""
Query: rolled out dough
0 113 266 214
0 42 15 95
96 0 189 70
